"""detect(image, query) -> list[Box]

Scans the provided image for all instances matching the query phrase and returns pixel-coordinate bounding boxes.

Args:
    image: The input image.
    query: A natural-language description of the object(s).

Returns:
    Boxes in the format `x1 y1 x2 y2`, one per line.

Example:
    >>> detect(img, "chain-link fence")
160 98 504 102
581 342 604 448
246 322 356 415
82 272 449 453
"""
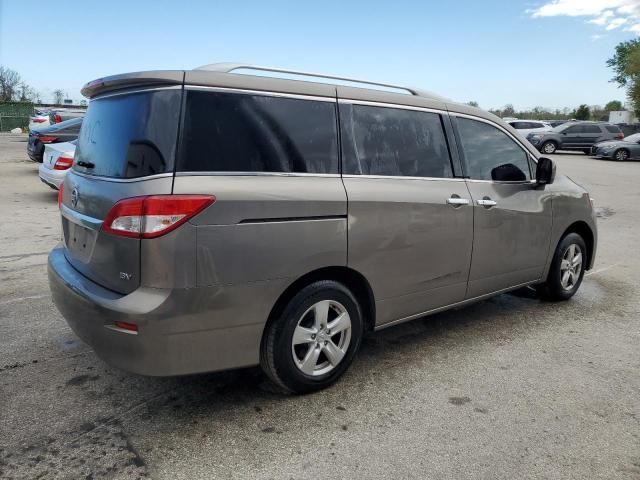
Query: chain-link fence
0 102 33 131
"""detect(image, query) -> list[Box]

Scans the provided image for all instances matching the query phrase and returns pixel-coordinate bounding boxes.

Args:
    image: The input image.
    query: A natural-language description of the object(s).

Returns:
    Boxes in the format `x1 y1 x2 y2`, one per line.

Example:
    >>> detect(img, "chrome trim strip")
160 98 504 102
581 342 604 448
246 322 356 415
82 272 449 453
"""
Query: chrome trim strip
375 280 539 331
70 171 174 183
338 98 445 115
465 179 538 185
175 171 341 178
92 85 182 101
341 174 465 182
60 203 103 230
185 85 335 103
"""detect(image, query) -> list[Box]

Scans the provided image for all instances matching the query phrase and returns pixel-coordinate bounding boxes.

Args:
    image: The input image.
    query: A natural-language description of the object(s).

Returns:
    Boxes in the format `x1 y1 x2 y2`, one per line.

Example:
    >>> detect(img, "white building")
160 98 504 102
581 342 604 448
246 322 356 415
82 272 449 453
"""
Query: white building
609 110 638 124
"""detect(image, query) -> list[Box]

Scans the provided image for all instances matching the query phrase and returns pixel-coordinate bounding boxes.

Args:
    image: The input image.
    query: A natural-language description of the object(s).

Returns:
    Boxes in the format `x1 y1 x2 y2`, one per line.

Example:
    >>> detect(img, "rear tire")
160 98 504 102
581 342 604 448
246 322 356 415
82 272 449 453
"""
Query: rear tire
538 233 587 301
260 280 363 394
583 149 591 155
541 141 557 154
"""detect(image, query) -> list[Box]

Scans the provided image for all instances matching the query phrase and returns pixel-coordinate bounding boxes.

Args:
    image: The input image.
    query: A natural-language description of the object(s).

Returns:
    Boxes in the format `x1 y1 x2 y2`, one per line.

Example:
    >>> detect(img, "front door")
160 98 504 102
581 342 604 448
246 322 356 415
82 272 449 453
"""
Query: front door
453 115 553 298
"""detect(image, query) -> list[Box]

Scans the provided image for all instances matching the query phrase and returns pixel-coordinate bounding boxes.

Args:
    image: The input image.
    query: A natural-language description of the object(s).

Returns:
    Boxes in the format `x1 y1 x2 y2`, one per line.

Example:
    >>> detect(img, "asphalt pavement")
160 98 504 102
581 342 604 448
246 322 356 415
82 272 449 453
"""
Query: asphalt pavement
0 134 638 479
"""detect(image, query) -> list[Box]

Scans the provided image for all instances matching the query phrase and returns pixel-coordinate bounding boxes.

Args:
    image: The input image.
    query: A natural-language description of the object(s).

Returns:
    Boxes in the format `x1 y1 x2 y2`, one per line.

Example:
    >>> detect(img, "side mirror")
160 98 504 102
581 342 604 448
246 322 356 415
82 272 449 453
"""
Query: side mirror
536 157 556 186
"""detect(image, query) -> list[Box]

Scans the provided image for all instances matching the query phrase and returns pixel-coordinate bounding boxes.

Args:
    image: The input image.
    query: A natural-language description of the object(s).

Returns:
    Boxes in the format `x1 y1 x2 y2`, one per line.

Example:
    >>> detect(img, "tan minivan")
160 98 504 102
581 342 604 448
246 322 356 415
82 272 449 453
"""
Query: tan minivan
48 64 597 393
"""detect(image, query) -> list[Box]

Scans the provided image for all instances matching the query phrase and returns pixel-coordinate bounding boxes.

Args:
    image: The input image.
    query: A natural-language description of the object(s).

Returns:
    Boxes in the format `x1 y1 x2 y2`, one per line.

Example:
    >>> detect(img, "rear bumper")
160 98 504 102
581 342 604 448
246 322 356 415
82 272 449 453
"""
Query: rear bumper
48 246 278 376
38 164 65 189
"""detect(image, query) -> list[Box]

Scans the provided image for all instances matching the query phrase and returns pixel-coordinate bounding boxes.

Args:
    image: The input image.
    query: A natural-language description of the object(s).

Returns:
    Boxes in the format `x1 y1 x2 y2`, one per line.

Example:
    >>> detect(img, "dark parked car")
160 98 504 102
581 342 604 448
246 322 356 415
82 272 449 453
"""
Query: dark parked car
27 117 82 162
591 132 640 161
547 120 569 128
527 122 623 154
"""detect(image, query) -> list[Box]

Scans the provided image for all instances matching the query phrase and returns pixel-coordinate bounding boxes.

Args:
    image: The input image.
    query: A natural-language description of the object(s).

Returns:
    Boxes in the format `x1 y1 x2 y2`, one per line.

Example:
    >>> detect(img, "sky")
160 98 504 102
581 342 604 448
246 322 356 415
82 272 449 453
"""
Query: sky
0 0 639 110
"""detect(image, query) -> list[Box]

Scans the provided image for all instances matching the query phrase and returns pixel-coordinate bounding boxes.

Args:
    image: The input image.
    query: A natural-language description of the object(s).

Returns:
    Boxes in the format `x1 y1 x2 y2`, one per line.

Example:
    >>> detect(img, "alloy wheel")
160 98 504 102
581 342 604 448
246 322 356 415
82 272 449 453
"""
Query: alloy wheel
291 300 352 376
560 243 583 291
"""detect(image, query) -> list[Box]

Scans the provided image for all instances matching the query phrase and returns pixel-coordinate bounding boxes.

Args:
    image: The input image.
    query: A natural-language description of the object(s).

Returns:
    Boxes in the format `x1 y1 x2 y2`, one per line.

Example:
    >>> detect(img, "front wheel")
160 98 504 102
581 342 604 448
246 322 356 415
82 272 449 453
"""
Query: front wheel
260 280 363 394
541 141 557 154
614 149 629 161
538 233 587 301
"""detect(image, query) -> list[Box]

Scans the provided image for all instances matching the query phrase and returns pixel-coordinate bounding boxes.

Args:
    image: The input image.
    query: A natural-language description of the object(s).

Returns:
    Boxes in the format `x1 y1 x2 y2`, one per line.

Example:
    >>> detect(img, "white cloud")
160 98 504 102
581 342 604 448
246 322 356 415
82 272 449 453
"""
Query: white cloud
528 0 640 34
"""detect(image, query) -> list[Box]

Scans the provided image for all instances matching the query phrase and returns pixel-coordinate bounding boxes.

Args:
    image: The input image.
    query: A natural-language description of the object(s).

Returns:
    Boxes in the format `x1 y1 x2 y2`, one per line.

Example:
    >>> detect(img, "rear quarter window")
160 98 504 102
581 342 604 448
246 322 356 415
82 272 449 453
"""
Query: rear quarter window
73 89 181 178
177 90 339 174
605 125 621 133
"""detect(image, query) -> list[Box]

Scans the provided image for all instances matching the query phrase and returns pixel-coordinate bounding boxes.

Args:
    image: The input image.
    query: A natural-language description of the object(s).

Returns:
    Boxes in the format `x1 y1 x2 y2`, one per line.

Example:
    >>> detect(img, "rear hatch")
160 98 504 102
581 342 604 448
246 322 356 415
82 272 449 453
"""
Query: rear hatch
60 87 182 294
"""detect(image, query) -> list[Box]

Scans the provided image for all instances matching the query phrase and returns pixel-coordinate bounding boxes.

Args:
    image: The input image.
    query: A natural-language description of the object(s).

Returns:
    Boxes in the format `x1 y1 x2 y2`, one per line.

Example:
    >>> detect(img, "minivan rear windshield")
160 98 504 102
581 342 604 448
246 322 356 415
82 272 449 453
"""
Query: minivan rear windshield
73 89 181 178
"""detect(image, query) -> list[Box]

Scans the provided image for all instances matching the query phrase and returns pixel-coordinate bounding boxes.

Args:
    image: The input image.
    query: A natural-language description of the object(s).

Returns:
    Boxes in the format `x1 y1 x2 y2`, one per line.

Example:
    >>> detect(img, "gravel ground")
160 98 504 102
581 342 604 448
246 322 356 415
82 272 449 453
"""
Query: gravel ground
0 135 638 479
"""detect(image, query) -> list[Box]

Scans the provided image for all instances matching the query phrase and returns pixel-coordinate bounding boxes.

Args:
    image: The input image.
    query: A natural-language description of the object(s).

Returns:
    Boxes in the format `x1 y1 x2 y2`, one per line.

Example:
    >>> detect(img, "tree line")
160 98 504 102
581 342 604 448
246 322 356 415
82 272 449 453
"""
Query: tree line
466 101 624 121
0 65 67 104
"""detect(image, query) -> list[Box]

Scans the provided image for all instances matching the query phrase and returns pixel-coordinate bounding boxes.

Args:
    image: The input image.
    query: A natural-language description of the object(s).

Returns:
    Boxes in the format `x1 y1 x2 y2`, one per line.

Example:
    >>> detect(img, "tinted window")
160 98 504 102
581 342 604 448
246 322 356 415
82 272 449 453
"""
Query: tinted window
563 125 582 133
605 125 621 133
74 90 181 178
457 117 531 181
178 91 338 173
511 122 525 129
340 104 453 178
583 125 601 134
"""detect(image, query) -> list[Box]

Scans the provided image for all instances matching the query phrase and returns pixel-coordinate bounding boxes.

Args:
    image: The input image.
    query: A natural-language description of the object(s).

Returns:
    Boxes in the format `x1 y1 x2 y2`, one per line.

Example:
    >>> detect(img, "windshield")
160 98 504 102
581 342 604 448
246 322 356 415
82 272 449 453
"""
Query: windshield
73 89 181 178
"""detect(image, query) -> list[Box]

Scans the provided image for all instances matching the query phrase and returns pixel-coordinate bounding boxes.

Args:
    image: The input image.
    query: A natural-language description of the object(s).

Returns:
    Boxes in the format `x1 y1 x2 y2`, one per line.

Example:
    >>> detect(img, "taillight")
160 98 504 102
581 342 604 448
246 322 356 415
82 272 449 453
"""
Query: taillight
58 182 64 206
37 135 58 143
53 114 62 123
53 155 73 170
616 133 624 140
33 118 46 123
114 321 138 333
101 195 215 239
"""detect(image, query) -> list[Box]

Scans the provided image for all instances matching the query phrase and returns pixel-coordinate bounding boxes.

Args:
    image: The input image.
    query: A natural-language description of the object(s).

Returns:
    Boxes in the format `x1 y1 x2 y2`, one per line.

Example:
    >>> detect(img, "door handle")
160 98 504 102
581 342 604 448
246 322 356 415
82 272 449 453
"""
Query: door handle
477 198 497 207
447 197 470 206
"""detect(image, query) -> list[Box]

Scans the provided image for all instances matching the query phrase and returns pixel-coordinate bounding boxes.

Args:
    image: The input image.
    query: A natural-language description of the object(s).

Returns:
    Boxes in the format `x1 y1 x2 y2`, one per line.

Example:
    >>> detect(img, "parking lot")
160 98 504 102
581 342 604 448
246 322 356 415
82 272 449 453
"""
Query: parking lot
0 132 638 479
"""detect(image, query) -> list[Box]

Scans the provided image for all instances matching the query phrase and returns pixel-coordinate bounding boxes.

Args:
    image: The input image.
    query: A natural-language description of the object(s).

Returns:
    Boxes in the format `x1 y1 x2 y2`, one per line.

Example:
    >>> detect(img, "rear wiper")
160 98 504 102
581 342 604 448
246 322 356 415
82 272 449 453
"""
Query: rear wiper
76 160 95 169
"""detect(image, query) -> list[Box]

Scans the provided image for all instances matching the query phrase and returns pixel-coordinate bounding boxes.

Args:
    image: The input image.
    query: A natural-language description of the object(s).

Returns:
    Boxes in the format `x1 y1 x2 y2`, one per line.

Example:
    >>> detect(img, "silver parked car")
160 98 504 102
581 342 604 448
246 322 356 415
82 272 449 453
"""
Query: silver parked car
48 64 597 393
591 132 640 161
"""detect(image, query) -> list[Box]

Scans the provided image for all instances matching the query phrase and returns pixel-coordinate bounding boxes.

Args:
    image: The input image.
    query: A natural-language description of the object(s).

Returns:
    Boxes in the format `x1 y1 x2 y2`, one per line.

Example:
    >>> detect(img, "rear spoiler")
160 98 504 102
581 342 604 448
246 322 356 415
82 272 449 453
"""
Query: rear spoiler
81 70 185 98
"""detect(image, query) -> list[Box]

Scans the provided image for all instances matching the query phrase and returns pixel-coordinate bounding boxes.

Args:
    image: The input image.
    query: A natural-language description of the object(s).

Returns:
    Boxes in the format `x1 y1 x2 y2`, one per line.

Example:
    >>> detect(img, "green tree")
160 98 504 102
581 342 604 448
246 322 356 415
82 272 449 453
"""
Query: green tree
467 101 479 107
604 100 624 111
573 104 590 120
607 39 640 118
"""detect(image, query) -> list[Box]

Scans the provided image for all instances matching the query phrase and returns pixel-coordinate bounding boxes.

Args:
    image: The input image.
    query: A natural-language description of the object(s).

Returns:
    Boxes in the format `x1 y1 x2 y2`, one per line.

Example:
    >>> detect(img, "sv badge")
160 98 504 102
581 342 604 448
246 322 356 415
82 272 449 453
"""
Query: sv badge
119 272 134 281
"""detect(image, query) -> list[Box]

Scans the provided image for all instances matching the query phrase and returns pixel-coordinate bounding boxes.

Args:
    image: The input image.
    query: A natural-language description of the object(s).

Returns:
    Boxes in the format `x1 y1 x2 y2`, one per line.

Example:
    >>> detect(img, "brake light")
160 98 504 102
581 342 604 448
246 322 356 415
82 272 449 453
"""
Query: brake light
615 133 624 140
53 155 73 170
114 321 138 333
37 135 58 143
54 114 62 123
58 182 64 206
32 118 46 123
101 195 215 239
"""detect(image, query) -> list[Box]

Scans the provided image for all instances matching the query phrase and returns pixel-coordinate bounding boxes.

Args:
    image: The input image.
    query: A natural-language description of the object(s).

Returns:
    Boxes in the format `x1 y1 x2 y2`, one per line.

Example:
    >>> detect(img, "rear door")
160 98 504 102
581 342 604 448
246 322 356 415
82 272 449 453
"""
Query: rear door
452 115 553 298
580 124 604 146
338 101 473 326
60 87 182 294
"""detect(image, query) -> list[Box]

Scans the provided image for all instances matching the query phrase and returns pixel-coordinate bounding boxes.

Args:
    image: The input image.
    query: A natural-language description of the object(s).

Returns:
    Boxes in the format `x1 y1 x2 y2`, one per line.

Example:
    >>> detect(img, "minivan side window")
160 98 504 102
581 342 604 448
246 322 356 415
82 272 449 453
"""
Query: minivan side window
456 117 531 182
178 91 339 174
340 104 453 178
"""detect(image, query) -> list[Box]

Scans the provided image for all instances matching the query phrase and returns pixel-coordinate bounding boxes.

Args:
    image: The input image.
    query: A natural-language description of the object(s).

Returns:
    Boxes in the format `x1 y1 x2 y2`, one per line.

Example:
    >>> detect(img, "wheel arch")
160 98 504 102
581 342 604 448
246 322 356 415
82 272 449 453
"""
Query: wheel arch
561 221 595 270
262 266 376 341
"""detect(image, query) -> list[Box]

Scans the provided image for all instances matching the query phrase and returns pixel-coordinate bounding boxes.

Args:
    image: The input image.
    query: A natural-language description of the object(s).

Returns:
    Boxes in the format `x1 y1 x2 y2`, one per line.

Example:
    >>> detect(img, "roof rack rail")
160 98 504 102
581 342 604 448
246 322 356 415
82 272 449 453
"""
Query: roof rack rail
193 62 448 101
